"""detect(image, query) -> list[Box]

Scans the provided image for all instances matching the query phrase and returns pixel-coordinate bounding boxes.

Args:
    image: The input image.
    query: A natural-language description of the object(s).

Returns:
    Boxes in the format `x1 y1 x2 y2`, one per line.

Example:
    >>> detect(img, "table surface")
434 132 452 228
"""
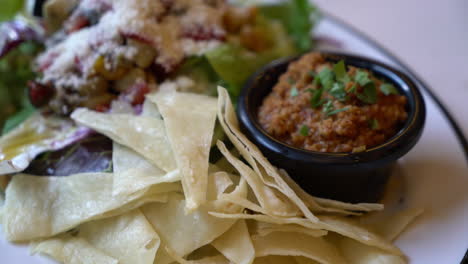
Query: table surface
315 0 468 142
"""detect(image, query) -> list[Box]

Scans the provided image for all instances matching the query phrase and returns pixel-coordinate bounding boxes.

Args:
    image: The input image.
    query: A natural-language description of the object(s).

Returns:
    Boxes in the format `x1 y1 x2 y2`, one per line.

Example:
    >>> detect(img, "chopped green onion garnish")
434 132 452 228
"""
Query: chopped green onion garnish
317 68 334 90
299 125 309 136
355 70 372 86
349 84 357 94
369 118 379 129
333 60 350 83
322 100 334 114
330 82 348 102
290 86 299 97
357 82 377 104
326 107 349 116
308 88 325 108
380 83 399 95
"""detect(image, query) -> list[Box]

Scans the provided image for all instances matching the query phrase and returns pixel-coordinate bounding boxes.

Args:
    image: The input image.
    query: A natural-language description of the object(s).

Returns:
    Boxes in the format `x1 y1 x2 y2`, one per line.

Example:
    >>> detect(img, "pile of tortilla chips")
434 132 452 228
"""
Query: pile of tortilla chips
0 87 422 264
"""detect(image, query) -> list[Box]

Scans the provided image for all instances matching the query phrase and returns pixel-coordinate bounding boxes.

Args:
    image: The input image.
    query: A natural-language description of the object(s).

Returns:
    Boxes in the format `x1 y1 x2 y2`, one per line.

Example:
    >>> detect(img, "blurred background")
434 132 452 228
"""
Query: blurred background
315 0 468 139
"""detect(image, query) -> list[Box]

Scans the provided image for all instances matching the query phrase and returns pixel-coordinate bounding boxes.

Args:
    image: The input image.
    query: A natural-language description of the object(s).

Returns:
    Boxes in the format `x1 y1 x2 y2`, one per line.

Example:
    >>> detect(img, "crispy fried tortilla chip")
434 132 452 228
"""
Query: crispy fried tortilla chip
0 113 85 175
71 109 176 172
252 232 346 264
76 209 160 264
113 143 180 196
141 195 236 258
2 173 172 241
166 246 231 264
252 222 327 238
217 141 299 217
336 237 407 264
278 169 383 215
212 220 255 264
31 235 118 264
149 91 218 211
208 212 322 230
217 87 318 222
360 208 424 242
31 209 159 264
254 256 318 264
318 216 402 256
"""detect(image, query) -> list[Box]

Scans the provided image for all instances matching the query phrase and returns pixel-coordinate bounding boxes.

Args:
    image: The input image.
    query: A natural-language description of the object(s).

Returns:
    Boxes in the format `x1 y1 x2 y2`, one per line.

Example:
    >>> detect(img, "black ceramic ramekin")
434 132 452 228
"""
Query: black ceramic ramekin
237 52 426 203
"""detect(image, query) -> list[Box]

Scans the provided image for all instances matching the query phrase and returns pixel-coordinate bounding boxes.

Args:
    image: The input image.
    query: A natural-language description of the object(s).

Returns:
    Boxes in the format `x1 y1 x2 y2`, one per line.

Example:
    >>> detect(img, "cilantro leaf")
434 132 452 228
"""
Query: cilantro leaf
369 118 379 130
329 82 348 102
290 86 299 97
357 82 377 104
299 125 309 136
322 100 334 114
308 88 325 108
355 70 372 86
317 68 334 90
380 83 399 95
326 107 350 116
333 60 350 83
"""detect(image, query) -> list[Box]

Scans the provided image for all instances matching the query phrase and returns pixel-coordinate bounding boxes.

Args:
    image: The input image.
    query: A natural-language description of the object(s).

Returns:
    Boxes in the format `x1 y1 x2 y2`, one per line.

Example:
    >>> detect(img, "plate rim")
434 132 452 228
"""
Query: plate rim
322 13 468 264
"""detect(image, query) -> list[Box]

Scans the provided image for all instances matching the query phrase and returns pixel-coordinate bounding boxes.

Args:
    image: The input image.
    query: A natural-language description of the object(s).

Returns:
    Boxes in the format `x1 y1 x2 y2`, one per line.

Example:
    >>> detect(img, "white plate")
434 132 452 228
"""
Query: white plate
1 15 467 264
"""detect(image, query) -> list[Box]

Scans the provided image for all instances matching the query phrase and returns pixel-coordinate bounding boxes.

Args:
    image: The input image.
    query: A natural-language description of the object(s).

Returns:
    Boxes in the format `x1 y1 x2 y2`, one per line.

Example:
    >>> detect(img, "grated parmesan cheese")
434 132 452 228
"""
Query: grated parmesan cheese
38 0 226 89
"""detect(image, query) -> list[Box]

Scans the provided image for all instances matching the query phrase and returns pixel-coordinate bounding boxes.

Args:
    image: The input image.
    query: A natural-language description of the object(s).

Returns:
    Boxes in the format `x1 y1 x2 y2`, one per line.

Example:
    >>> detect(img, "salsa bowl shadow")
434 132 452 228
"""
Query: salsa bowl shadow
237 52 426 203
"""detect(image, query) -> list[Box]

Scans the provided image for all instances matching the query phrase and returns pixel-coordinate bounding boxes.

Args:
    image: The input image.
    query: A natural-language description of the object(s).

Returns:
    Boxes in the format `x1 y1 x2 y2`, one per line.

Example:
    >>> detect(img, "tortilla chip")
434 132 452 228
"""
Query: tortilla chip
208 212 322 231
252 232 347 264
294 256 321 264
2 173 172 241
217 141 299 217
318 216 402 256
141 195 236 258
112 143 181 196
0 113 85 175
217 87 318 222
253 256 299 264
360 208 423 242
278 169 382 215
148 91 218 211
31 209 159 264
71 108 176 172
76 209 160 264
31 235 118 264
252 222 327 238
212 220 255 264
336 237 407 264
166 246 231 264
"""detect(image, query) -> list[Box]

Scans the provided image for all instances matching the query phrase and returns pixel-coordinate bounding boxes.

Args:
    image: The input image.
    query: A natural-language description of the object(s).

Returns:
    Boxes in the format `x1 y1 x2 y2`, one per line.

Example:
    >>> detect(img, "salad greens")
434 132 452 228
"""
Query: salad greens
0 0 319 175
0 0 25 22
0 42 42 134
185 0 318 100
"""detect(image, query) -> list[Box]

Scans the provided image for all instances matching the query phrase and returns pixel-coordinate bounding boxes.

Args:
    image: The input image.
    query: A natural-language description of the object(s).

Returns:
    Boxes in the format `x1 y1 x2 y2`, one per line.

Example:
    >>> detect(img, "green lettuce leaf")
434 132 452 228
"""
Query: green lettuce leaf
0 42 42 134
259 0 319 52
0 0 25 22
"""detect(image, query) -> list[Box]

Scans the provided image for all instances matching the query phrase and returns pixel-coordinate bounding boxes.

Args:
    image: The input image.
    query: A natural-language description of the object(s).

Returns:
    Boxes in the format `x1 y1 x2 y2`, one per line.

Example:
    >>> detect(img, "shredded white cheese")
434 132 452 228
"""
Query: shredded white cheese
37 0 226 88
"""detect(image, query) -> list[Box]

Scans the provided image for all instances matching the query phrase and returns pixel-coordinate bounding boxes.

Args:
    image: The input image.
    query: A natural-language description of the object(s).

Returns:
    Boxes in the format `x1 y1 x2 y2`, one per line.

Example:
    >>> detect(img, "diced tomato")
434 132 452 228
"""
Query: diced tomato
120 31 154 45
66 15 90 34
38 52 58 72
182 25 226 41
120 82 150 106
28 81 54 107
94 102 111 112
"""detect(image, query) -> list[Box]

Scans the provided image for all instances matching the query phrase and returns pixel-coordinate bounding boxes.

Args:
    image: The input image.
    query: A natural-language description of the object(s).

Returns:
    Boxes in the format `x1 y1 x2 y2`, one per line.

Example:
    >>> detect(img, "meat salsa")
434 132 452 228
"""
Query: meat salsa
258 53 408 153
